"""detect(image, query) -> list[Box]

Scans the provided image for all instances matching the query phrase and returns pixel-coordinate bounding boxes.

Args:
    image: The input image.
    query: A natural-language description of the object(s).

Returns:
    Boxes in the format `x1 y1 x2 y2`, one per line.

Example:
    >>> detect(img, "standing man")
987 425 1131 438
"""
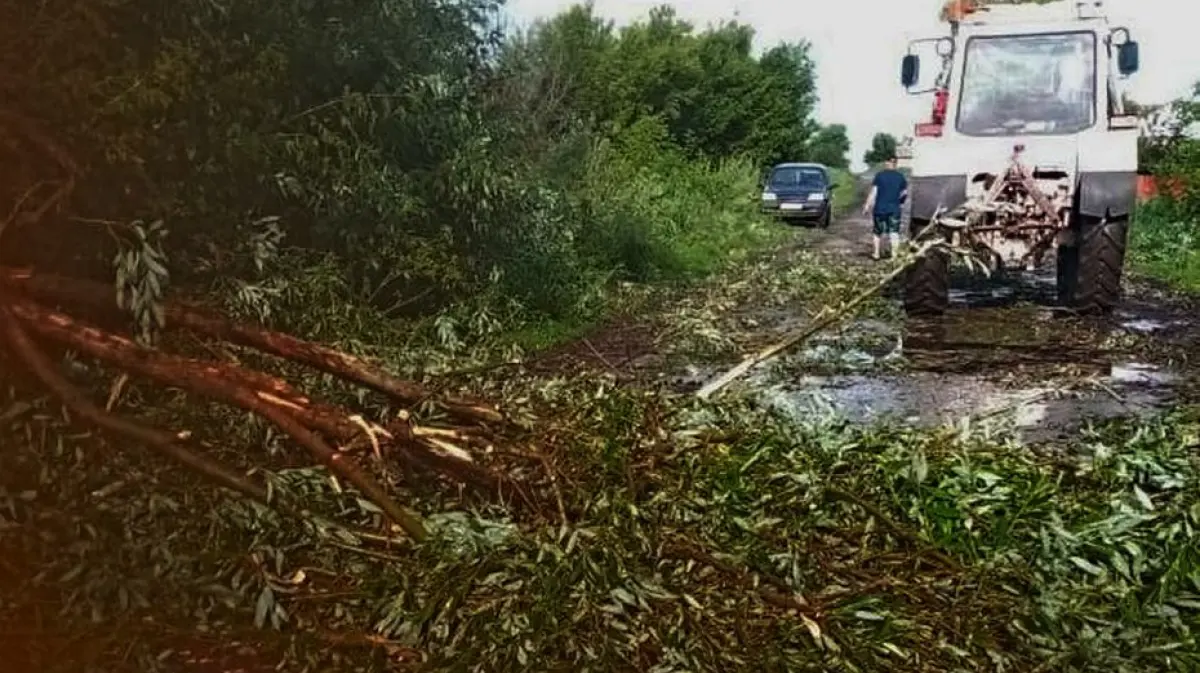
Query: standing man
862 156 908 261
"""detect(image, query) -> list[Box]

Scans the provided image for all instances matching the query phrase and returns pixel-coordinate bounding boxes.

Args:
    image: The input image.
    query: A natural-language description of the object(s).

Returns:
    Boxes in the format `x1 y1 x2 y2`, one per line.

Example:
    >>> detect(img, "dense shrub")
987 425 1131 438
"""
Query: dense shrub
1131 83 1200 291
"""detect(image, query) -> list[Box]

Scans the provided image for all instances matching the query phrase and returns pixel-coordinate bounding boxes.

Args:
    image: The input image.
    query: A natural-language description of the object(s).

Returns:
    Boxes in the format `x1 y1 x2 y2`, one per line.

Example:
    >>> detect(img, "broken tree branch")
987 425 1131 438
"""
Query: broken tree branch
696 238 945 399
6 296 427 540
0 302 272 506
0 266 502 425
1 273 516 500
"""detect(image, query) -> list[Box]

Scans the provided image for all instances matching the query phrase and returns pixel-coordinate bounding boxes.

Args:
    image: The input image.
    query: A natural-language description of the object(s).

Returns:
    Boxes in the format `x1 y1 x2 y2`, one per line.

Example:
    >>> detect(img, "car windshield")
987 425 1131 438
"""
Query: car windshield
770 167 826 189
957 32 1095 136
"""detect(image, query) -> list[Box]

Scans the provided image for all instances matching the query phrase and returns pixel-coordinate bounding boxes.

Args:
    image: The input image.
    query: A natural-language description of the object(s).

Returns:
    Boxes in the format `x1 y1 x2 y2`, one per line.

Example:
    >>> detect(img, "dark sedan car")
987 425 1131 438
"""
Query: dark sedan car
760 162 835 227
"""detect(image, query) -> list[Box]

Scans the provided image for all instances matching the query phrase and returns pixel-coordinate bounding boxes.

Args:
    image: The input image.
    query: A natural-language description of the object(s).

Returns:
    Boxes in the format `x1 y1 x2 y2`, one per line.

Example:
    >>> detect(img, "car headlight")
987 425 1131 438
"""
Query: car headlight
808 193 825 201
761 192 777 201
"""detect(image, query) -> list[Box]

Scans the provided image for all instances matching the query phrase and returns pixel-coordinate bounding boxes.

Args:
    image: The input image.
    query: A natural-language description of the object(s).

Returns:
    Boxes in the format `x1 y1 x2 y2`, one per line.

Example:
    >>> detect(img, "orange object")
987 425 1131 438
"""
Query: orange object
1137 174 1155 202
1137 175 1187 202
940 0 980 22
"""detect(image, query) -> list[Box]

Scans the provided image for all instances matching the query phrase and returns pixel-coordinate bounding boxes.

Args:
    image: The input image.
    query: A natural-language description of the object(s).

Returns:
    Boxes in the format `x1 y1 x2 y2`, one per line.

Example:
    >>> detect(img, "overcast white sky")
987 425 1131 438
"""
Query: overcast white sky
504 0 1196 169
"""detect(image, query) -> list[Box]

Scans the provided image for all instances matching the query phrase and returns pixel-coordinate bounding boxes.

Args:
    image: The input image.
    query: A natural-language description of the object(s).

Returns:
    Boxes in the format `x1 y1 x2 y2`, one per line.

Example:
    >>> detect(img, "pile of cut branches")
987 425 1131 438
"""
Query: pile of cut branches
0 266 533 542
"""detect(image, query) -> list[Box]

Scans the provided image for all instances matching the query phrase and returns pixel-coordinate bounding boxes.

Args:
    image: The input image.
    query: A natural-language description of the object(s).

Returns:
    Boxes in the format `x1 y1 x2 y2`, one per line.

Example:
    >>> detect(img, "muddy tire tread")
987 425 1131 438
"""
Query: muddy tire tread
1072 216 1127 314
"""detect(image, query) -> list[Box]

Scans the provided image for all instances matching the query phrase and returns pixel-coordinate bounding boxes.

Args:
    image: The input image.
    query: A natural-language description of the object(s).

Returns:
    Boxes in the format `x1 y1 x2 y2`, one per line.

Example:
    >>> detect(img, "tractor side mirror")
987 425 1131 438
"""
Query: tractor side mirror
901 54 920 88
1117 41 1139 75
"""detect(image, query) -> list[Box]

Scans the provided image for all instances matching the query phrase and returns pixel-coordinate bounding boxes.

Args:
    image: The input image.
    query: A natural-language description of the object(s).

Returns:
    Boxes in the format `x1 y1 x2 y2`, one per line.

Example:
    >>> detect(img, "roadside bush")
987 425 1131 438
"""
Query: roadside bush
574 116 772 285
828 167 858 215
1131 82 1200 292
1132 198 1200 292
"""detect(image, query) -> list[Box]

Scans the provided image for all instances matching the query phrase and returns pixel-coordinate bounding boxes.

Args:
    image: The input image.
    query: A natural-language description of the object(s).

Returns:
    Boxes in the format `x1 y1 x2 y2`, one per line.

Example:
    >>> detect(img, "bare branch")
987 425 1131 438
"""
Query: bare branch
0 266 503 425
0 301 271 505
6 296 428 541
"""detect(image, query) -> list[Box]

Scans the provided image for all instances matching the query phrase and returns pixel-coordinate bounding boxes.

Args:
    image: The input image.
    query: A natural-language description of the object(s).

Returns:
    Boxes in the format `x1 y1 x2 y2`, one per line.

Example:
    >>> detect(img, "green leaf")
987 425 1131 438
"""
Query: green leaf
911 450 928 484
611 587 637 606
1133 485 1155 511
1070 557 1105 576
254 586 274 628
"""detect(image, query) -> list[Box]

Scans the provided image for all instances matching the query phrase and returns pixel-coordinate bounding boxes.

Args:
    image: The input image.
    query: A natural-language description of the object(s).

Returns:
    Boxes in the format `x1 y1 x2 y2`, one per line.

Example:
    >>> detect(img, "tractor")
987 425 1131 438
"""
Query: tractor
898 0 1141 315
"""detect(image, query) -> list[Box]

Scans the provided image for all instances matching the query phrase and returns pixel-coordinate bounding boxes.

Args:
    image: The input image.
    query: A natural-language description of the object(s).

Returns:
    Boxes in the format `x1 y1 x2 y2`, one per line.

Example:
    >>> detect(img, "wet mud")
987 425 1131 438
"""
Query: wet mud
752 213 1199 443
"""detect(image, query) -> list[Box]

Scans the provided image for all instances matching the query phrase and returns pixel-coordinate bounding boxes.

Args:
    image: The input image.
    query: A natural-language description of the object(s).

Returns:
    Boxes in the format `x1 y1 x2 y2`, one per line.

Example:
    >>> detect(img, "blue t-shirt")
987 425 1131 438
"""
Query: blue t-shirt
872 169 907 217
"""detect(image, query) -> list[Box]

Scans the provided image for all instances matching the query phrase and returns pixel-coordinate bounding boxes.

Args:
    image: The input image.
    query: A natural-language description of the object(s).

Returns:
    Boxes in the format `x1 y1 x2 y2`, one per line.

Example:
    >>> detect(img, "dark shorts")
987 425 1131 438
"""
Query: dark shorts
873 213 901 235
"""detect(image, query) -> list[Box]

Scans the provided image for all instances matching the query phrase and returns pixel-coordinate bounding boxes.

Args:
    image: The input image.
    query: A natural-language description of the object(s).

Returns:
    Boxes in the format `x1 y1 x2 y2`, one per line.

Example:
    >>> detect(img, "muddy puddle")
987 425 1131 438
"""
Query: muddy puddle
692 264 1194 444
758 365 1175 444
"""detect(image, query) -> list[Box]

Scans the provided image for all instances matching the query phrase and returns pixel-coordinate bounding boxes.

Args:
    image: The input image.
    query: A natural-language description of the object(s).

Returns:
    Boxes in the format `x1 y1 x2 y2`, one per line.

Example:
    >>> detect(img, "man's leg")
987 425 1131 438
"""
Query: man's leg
871 216 884 260
887 215 901 257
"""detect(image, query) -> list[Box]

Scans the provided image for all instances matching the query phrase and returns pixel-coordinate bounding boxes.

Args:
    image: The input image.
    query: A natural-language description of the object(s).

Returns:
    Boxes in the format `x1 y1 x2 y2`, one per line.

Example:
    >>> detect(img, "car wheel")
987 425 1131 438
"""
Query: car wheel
820 207 831 228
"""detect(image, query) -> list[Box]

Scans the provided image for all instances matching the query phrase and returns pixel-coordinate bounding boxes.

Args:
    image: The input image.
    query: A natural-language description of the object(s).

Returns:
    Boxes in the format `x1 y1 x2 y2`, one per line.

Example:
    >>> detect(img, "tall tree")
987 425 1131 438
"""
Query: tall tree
807 124 851 169
501 5 820 166
750 42 820 165
863 132 899 166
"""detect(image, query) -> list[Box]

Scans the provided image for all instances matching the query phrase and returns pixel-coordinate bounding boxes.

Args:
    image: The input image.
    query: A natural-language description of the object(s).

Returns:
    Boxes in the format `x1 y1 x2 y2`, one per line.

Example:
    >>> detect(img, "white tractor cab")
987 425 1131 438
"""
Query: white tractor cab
896 0 1140 315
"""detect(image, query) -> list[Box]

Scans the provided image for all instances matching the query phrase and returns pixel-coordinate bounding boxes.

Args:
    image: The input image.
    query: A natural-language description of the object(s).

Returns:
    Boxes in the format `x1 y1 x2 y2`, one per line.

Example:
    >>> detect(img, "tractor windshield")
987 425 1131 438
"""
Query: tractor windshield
956 32 1096 136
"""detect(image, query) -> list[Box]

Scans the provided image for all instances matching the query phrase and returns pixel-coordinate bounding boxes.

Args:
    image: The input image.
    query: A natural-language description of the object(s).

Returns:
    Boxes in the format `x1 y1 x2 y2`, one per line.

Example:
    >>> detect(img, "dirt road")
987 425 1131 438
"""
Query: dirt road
535 202 1200 445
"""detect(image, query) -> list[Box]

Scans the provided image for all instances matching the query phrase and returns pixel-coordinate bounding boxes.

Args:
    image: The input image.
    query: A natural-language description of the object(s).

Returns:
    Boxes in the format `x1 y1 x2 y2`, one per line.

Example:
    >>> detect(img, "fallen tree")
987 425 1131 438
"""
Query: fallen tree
0 277 531 538
0 272 545 540
0 244 535 544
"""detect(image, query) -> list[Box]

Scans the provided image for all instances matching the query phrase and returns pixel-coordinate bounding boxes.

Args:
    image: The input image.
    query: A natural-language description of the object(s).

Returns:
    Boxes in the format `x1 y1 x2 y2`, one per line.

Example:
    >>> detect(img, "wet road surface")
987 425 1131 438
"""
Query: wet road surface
737 210 1198 444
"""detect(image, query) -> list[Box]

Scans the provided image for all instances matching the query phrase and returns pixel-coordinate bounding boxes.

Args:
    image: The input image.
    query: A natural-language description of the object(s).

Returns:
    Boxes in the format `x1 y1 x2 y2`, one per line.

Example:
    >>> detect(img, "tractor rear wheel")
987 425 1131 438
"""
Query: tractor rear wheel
1067 215 1128 314
903 218 950 316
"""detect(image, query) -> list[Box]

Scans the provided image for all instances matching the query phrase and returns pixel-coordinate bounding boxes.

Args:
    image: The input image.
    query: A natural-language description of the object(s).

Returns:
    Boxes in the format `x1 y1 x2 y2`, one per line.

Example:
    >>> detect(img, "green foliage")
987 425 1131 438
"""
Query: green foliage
828 168 859 215
113 220 171 345
1144 84 1200 195
368 399 1200 672
1131 198 1200 292
578 119 775 281
807 124 852 169
1 0 829 338
509 3 823 167
1131 82 1200 293
8 375 1199 672
863 132 899 166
